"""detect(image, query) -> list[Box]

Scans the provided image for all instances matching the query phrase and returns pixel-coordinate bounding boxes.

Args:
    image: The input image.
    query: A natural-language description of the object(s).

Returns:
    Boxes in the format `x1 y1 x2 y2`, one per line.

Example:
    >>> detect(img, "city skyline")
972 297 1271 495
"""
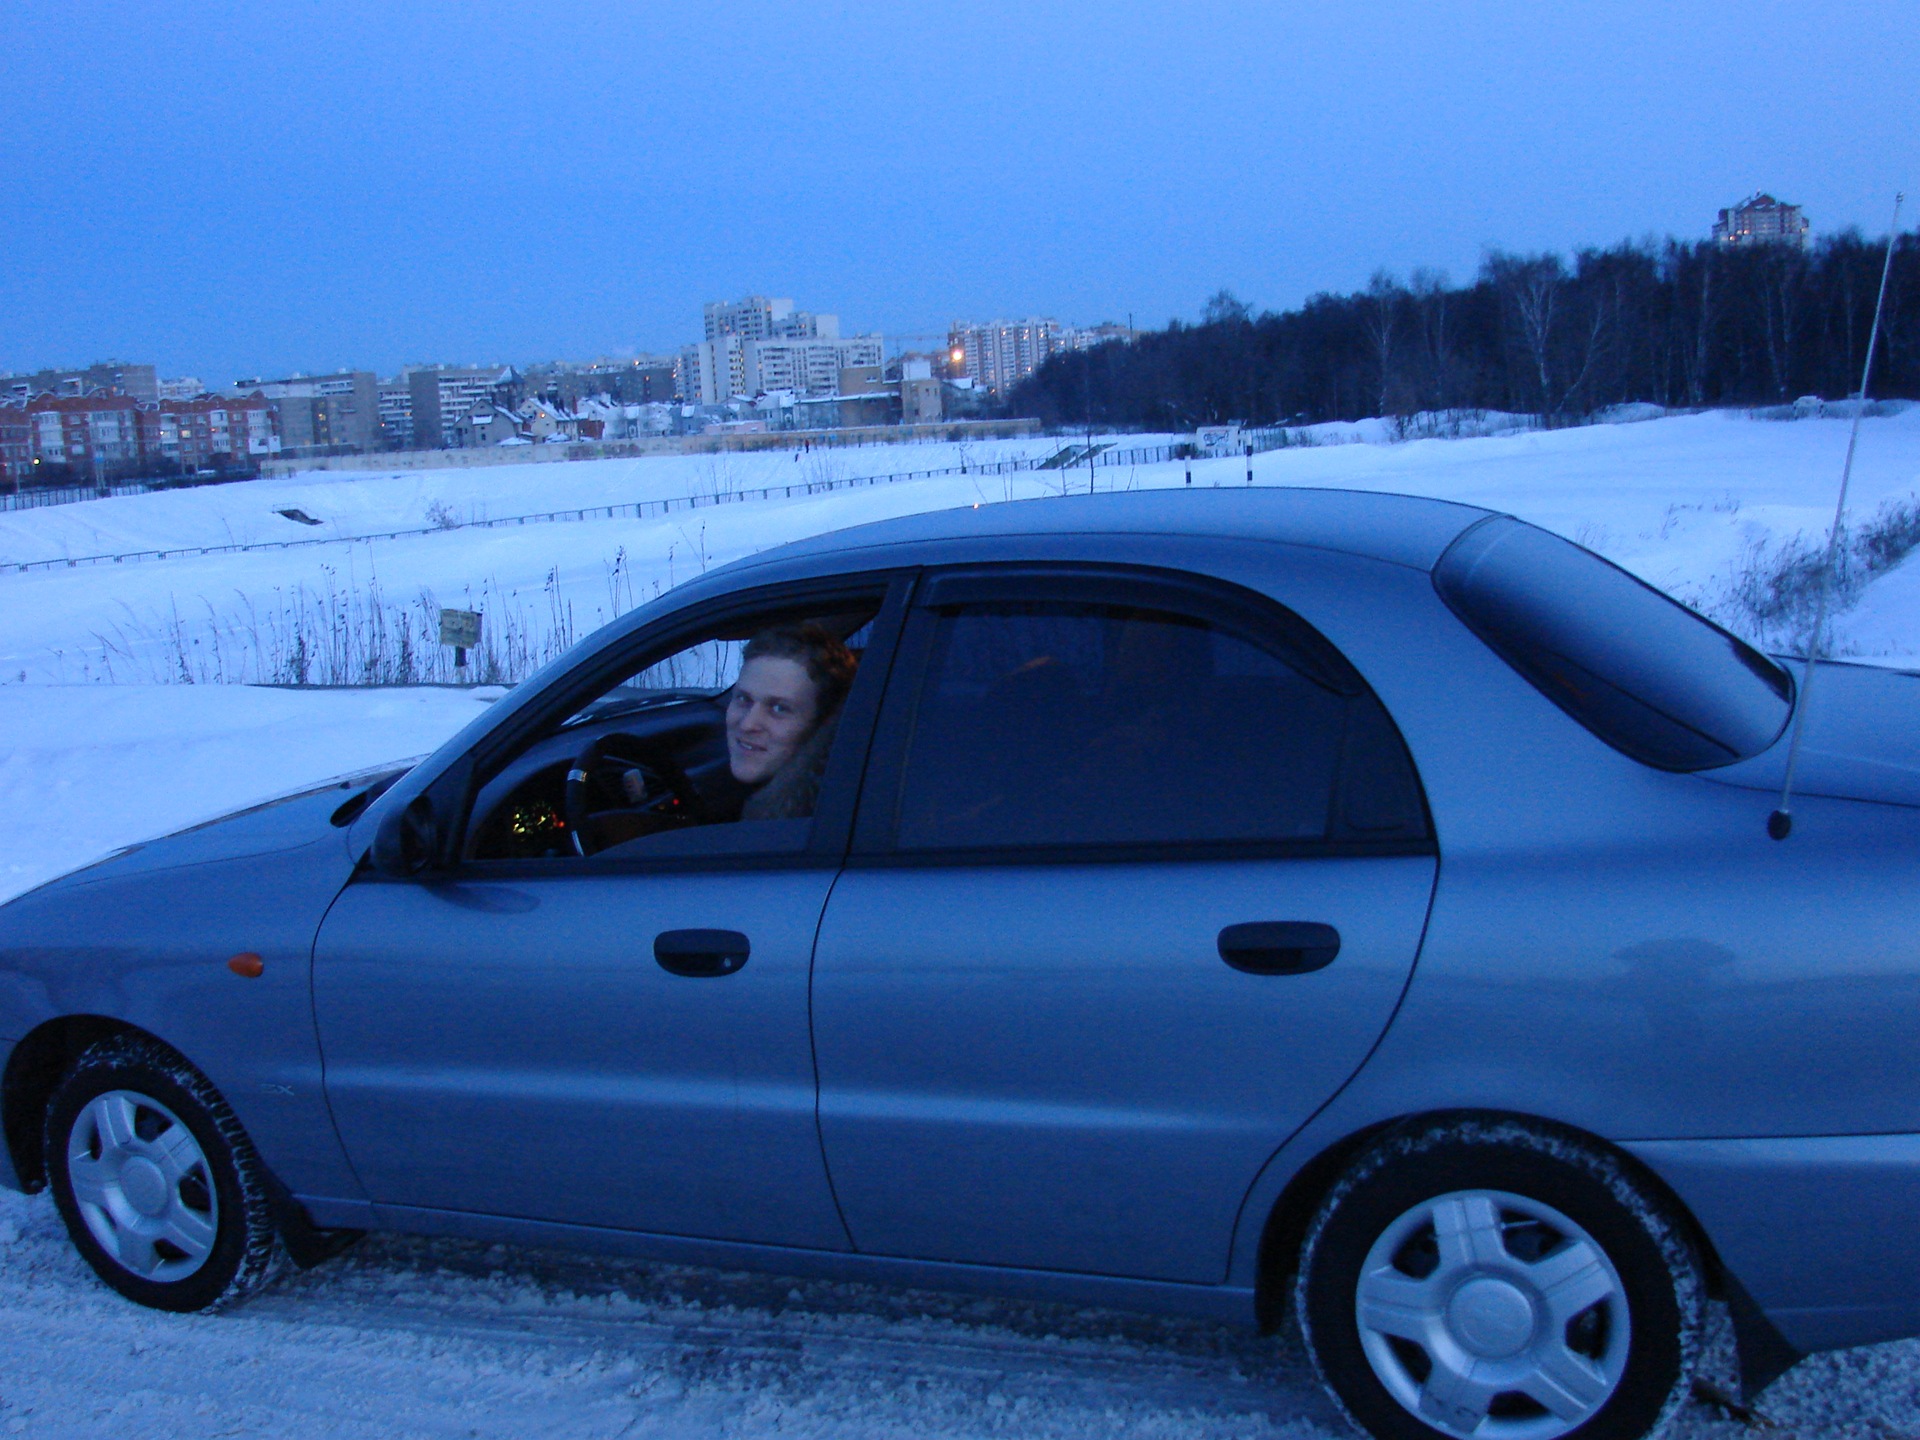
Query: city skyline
2 1 1914 380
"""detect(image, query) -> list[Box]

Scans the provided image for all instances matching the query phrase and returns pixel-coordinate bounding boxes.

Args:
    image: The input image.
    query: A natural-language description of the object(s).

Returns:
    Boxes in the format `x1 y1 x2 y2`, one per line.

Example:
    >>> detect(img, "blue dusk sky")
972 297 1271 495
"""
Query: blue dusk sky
1 0 1914 382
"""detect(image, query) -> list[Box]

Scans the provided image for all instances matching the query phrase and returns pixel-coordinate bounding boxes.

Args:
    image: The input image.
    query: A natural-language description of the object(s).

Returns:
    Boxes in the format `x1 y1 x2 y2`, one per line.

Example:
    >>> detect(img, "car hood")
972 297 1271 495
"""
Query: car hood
1704 661 1920 807
0 763 410 909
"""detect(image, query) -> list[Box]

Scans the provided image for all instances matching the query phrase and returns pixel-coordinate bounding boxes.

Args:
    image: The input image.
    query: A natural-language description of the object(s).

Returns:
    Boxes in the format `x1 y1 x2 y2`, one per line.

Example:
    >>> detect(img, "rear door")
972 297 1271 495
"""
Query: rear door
811 565 1437 1282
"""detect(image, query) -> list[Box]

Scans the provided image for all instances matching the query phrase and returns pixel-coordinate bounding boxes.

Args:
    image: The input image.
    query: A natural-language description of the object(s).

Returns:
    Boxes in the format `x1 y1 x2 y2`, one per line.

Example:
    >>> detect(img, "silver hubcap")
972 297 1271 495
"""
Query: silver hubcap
66 1090 218 1282
1355 1189 1629 1440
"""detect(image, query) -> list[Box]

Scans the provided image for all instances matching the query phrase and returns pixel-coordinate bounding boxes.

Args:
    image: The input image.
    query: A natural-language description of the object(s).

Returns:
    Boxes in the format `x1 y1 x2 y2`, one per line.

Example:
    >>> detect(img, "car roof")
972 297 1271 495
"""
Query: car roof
726 486 1494 577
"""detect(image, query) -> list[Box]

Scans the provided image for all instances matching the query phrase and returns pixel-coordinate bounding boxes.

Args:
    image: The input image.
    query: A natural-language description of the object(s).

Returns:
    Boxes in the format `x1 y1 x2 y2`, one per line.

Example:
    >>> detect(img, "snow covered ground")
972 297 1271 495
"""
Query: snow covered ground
0 684 490 905
6 413 1920 1435
3 1155 1918 1438
0 436 1070 566
3 408 1920 687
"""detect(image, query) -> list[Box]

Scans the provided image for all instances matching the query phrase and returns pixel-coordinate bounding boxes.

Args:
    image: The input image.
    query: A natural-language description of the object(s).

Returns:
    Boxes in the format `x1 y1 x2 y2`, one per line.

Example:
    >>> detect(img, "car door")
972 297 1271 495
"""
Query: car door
811 565 1439 1283
313 576 906 1249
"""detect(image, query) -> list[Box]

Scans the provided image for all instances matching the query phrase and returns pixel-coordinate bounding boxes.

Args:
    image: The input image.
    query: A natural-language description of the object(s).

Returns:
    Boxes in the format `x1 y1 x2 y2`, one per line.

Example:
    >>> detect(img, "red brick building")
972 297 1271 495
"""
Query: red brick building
1 391 279 487
139 394 279 473
0 405 28 482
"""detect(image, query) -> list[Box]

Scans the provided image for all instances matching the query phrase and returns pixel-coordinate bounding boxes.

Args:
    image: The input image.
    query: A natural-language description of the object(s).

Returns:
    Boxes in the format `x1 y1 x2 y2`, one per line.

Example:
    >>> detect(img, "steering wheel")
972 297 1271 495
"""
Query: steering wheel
563 731 700 855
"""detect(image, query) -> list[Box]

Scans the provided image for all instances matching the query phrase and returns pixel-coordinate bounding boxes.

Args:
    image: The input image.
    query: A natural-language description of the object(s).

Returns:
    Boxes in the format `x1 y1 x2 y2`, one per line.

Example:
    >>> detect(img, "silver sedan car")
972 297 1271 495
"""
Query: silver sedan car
3 488 1916 1440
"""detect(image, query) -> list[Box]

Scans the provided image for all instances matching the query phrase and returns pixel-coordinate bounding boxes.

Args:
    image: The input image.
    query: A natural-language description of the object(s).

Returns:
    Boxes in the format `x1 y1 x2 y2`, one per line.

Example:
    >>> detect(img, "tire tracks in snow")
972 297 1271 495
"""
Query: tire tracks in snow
10 1192 1920 1438
238 1239 1343 1431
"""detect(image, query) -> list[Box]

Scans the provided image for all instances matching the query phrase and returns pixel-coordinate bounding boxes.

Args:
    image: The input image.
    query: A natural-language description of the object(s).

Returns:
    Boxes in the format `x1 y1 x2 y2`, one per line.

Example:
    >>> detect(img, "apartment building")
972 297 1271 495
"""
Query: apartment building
241 371 380 452
377 378 414 448
1713 193 1810 248
0 406 26 479
407 366 518 448
20 393 147 475
523 358 678 407
703 296 839 342
0 391 278 484
148 395 279 471
746 335 883 396
679 332 883 405
1064 322 1139 351
1 361 159 406
946 318 1067 391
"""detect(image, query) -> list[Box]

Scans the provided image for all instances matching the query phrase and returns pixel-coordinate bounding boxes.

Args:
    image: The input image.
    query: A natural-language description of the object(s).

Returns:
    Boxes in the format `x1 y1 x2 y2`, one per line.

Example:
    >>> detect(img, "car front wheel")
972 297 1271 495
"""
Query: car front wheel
1297 1117 1705 1440
45 1034 285 1312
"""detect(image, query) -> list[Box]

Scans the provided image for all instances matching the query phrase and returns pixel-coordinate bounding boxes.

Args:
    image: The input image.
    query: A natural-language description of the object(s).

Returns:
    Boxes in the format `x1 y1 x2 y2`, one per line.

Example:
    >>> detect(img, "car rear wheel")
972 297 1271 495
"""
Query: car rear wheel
45 1034 285 1312
1296 1117 1705 1440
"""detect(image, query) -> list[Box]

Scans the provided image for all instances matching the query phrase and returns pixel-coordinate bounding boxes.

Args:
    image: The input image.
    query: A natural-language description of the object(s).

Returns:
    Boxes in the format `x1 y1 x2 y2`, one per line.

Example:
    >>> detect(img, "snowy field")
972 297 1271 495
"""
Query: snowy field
7 1172 1920 1440
4 409 1920 689
5 412 1920 1435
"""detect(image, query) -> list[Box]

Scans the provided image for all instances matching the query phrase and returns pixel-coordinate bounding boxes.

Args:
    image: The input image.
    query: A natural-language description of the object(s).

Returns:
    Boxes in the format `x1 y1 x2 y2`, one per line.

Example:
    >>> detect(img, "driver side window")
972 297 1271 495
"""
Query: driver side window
466 594 883 864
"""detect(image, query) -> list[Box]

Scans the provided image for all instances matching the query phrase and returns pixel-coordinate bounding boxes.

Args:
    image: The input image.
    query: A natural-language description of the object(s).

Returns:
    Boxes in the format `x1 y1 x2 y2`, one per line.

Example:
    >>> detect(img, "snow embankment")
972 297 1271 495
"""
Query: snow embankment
0 685 487 904
2 410 1919 687
0 435 1073 568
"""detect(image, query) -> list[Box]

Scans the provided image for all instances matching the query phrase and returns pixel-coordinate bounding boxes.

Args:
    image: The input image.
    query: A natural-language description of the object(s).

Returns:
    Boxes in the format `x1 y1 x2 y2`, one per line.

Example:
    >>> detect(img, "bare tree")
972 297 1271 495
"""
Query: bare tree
1361 271 1403 415
1687 250 1717 407
1406 268 1457 410
1757 245 1808 400
1485 252 1567 411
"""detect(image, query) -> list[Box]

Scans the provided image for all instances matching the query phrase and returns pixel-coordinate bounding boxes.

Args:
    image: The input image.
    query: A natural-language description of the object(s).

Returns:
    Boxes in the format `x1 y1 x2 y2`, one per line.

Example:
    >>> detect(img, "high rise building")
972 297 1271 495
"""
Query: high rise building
680 331 883 405
745 335 883 396
946 319 1067 392
703 296 839 343
377 378 414 448
1713 193 1810 248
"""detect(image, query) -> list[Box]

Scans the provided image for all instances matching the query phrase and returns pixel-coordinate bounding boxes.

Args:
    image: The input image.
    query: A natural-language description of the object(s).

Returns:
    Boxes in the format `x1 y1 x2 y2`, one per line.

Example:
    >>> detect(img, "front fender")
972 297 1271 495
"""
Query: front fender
0 784 367 1201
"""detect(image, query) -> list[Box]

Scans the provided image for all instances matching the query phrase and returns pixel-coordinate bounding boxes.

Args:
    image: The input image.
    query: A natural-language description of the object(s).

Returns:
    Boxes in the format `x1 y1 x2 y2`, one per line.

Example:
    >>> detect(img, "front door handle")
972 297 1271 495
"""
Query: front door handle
1217 922 1341 975
654 929 750 978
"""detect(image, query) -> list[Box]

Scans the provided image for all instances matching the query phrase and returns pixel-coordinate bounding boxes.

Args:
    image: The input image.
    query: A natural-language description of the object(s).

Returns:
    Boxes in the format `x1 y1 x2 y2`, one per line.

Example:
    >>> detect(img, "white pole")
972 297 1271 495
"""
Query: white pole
1769 193 1904 839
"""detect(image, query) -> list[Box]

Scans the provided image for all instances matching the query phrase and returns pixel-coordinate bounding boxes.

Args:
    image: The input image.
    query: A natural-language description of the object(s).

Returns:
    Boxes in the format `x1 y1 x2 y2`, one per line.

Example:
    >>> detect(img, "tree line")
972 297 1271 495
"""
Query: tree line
1010 232 1920 430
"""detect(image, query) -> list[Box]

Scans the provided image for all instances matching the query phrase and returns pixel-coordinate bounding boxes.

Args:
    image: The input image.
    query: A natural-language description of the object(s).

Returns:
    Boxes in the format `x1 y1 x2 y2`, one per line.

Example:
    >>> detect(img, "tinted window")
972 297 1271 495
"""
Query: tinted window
1434 516 1792 771
893 601 1425 852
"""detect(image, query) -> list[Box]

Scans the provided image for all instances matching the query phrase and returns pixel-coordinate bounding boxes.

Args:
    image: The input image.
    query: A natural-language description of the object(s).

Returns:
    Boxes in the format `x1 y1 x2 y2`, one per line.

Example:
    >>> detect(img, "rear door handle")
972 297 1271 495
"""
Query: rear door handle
654 929 750 978
1217 922 1341 975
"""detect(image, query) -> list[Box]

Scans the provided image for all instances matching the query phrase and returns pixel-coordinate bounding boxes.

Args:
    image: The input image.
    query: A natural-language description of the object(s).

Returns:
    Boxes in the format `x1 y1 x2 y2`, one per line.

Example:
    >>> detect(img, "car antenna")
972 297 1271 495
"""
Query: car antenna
1769 192 1904 841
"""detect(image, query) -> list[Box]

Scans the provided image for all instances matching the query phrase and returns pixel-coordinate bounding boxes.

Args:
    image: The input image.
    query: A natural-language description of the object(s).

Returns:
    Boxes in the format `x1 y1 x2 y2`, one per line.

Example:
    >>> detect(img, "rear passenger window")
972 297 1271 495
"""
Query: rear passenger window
892 601 1426 853
1434 516 1792 771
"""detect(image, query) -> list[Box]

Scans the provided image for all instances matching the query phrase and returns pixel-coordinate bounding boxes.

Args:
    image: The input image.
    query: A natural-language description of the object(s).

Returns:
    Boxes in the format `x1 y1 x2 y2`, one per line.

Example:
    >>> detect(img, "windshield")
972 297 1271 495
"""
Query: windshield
1434 516 1792 771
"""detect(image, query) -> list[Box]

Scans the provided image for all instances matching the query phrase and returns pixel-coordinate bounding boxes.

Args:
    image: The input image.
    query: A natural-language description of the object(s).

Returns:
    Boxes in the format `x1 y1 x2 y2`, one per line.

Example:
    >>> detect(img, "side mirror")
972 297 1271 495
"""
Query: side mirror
371 794 440 877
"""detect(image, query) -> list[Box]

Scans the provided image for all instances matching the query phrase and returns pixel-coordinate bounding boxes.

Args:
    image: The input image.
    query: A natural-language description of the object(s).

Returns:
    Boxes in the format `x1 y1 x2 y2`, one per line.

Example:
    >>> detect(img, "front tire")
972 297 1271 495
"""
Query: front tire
1296 1117 1705 1440
45 1034 286 1312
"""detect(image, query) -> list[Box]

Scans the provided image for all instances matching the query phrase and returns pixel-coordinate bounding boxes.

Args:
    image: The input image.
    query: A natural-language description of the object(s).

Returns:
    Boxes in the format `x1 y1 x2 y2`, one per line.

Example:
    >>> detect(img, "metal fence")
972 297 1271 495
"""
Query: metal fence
3 455 1036 573
2 481 167 512
0 440 1219 576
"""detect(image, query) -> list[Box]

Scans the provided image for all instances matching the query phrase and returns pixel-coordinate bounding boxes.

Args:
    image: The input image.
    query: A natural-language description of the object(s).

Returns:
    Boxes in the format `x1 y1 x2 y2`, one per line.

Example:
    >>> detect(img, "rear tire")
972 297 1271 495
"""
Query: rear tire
45 1034 286 1312
1296 1117 1704 1440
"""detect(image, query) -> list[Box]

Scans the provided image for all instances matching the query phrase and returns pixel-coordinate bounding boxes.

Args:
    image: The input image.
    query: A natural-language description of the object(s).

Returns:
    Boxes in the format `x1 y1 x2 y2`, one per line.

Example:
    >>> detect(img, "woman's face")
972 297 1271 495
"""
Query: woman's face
726 655 820 785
